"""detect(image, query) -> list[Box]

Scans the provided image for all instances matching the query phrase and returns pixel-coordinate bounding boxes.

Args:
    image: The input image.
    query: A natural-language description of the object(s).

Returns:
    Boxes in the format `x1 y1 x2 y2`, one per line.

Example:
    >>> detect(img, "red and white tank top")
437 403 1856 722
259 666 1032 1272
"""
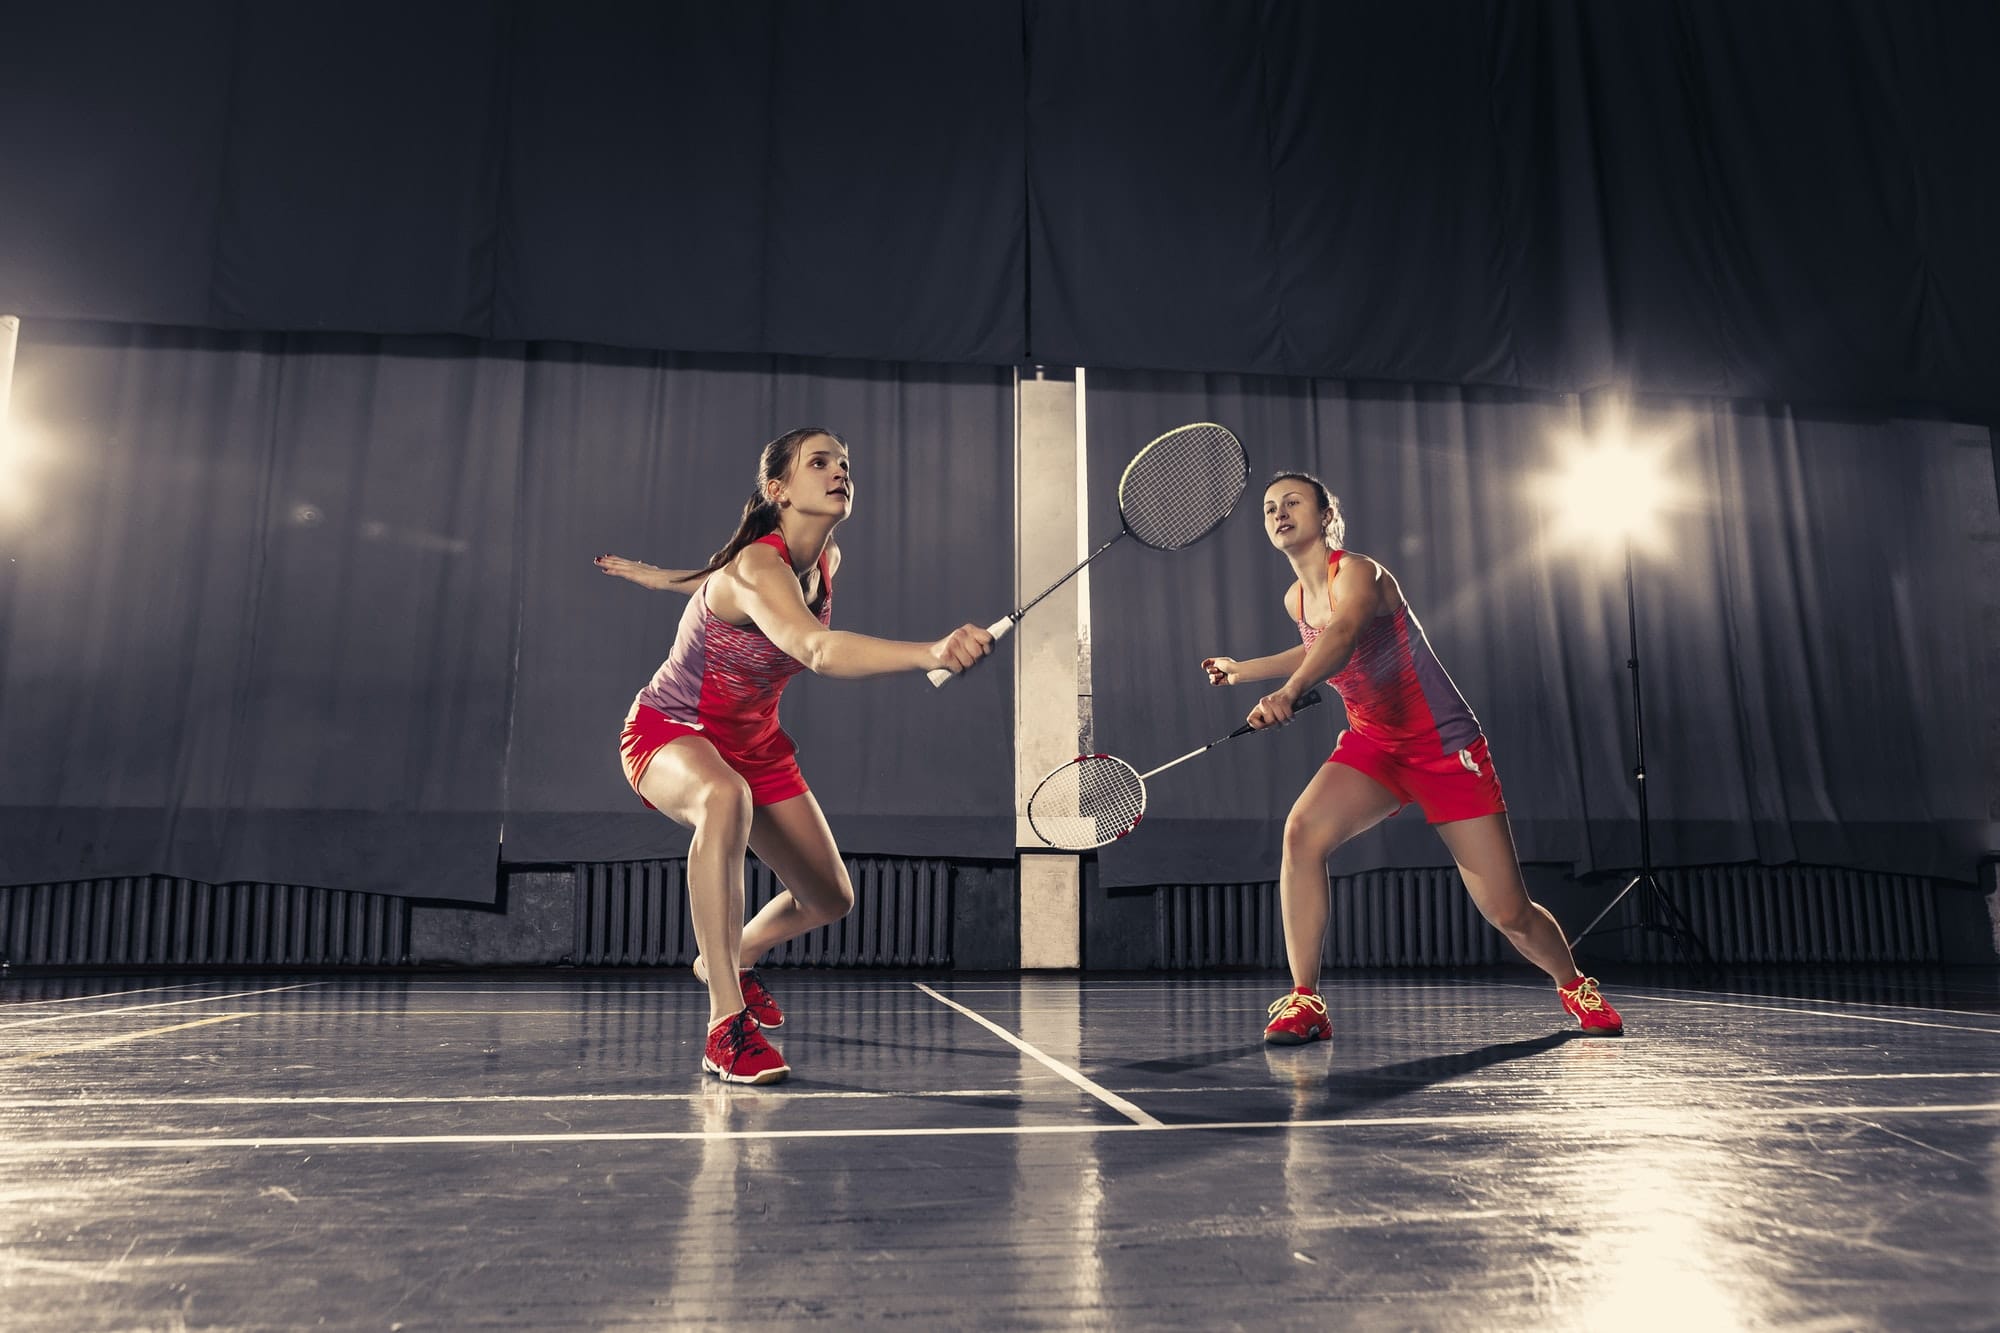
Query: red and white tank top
635 533 831 759
1297 550 1481 756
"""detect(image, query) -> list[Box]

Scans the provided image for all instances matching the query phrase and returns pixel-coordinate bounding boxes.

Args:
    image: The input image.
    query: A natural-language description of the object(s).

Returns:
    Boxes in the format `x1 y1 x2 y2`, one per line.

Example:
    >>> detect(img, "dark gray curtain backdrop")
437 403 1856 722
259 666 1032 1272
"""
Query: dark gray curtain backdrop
1030 0 2000 419
0 322 1013 901
1084 371 1990 887
0 1 1027 365
5 3 1997 419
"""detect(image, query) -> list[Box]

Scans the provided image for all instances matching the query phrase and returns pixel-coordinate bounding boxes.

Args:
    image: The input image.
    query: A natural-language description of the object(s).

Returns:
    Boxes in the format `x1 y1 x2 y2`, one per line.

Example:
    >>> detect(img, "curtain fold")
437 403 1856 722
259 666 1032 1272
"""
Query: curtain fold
0 322 1014 900
0 1 1029 366
1083 371 1990 887
5 4 1996 418
0 323 523 900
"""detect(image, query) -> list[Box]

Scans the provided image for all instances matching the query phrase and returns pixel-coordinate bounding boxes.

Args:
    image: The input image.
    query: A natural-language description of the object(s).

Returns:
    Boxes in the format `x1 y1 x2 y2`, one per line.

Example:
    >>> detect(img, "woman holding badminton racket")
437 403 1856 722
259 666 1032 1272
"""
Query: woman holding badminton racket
596 427 991 1084
1203 471 1622 1044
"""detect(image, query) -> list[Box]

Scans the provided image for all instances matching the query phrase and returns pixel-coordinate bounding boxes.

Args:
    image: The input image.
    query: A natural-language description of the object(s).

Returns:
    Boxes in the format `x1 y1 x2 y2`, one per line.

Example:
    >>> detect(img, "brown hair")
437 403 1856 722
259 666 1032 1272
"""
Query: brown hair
1267 470 1345 549
694 427 848 578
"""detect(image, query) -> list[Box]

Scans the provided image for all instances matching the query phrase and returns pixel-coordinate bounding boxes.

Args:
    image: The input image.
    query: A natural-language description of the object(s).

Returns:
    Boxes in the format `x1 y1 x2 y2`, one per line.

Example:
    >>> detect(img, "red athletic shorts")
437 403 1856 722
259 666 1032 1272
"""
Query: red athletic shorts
1328 730 1506 824
619 703 810 809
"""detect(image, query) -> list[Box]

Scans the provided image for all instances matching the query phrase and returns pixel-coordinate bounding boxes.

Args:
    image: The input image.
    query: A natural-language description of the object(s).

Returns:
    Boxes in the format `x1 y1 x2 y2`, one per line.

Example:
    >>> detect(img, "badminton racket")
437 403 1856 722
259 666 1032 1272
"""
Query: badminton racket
929 421 1248 686
1026 689 1326 849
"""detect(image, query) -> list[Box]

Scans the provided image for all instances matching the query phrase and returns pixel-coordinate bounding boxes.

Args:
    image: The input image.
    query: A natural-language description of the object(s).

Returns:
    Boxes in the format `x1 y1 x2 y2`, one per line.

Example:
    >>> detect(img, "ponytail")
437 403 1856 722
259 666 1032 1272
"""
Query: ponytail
694 487 785 579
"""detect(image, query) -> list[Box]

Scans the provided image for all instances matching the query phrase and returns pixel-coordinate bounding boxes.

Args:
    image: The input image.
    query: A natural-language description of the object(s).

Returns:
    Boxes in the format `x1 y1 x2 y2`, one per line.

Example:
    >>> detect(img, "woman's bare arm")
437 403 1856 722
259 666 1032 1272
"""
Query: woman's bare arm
594 554 709 595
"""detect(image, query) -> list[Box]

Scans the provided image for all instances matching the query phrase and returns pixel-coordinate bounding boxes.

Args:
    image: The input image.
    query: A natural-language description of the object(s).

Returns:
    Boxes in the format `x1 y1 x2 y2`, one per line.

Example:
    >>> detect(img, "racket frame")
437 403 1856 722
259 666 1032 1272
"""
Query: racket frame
1025 689 1325 850
928 422 1246 687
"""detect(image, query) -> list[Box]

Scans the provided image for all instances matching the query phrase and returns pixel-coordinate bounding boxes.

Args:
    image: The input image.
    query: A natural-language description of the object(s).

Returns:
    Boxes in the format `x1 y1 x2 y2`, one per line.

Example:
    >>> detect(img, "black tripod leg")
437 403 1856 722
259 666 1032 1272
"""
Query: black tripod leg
1568 874 1644 950
1641 873 1720 972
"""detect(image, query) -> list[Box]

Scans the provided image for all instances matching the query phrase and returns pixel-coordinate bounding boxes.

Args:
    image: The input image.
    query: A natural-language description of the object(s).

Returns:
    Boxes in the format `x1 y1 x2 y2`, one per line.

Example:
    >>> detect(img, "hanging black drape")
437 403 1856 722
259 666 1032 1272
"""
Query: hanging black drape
1084 371 1990 887
5 2 1998 420
0 1 1028 366
1028 1 2000 417
0 322 1014 900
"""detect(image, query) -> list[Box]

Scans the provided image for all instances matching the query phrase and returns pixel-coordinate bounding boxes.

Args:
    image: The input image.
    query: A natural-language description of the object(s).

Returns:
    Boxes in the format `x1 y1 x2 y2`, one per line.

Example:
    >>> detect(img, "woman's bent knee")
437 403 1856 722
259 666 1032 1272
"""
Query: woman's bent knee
1482 895 1538 937
807 872 856 924
694 779 754 835
1283 809 1341 864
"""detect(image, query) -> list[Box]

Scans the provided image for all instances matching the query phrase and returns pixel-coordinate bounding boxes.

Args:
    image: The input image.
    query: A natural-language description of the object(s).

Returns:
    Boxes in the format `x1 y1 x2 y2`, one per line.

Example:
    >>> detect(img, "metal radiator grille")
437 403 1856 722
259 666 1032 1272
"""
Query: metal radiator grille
0 878 410 967
1159 868 1502 969
575 856 953 967
1158 865 1945 968
1637 865 1939 964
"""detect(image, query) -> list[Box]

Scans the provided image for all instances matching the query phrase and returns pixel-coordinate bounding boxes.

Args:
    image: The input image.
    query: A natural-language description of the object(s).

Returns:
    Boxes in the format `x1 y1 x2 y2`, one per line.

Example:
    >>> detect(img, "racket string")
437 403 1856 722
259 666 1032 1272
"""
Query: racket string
1028 756 1146 849
1120 424 1247 550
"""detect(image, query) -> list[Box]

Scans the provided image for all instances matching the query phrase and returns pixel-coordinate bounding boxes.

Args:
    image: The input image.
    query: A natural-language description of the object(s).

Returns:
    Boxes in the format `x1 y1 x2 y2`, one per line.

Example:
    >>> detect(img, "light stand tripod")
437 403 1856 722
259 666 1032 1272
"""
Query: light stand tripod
1567 542 1716 969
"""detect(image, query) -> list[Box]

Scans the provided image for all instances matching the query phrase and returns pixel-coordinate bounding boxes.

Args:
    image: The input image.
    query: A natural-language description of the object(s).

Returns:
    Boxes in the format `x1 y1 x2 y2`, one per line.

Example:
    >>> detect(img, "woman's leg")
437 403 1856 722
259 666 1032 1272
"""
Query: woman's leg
1280 762 1402 991
636 737 756 1026
737 791 855 963
1433 812 1581 986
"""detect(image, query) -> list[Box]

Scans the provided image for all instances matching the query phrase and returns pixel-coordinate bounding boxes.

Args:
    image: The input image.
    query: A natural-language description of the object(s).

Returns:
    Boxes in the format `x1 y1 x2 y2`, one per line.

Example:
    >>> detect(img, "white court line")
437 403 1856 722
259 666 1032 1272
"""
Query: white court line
0 1089 1031 1108
0 1014 251 1065
156 1000 1567 1020
150 1009 712 1018
9 1100 1998 1152
1540 986 2000 1037
5 1070 1993 1112
1122 1071 2000 1092
914 983 1162 1127
1614 980 2000 1024
0 983 322 1031
0 983 204 1010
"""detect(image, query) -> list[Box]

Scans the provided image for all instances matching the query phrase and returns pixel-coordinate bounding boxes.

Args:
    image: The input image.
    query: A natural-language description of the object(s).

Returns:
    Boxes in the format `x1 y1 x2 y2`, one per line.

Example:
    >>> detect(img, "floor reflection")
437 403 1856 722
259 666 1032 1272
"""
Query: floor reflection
0 969 1993 1328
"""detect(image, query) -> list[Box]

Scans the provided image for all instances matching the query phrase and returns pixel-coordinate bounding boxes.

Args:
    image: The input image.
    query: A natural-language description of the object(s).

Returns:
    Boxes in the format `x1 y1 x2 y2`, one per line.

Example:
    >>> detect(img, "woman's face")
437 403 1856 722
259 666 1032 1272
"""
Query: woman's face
774 435 853 520
1263 480 1326 551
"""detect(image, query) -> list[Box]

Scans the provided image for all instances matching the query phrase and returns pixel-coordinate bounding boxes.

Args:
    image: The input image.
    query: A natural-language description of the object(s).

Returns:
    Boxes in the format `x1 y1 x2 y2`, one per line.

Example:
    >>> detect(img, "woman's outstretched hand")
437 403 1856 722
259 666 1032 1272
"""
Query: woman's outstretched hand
595 554 668 588
1201 655 1241 686
929 623 995 675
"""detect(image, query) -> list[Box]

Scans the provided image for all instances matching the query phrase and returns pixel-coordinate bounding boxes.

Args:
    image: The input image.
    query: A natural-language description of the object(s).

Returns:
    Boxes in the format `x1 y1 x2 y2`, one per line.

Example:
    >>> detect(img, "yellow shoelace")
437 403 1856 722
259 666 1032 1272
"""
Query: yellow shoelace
1267 992 1328 1021
1562 977 1607 1012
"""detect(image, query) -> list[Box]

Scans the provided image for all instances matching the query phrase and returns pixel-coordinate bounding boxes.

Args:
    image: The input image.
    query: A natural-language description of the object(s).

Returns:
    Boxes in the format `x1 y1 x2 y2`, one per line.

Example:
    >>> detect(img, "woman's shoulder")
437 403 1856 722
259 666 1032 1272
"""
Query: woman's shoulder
730 535 789 575
1336 547 1379 569
1337 551 1405 611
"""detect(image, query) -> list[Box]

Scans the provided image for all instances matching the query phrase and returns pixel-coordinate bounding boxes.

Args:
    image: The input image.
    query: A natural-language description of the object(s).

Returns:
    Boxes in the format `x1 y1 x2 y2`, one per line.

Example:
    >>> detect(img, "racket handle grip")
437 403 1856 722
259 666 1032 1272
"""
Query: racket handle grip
926 616 1018 688
1225 687 1327 737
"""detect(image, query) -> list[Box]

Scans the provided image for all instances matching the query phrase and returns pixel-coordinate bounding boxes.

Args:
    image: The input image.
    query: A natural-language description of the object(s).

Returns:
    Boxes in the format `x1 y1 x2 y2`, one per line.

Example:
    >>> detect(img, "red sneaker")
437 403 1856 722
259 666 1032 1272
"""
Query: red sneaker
693 957 784 1029
703 1011 790 1084
1263 988 1332 1045
739 968 784 1030
1558 976 1624 1036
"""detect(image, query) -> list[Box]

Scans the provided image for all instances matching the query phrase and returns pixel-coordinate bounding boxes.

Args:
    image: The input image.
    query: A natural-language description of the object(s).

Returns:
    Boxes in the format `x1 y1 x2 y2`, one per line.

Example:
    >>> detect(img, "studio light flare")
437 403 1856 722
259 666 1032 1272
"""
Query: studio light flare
0 416 46 521
1537 420 1694 556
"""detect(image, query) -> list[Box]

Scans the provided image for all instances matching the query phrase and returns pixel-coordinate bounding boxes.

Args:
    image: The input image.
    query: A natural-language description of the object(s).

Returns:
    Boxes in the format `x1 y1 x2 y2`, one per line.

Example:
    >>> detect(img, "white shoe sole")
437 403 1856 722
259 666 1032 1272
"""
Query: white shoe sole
703 1056 790 1085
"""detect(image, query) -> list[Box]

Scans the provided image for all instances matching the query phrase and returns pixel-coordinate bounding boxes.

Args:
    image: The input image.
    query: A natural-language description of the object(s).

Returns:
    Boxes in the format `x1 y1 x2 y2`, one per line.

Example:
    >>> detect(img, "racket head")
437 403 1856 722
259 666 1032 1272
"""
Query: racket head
1116 422 1250 551
1026 754 1148 850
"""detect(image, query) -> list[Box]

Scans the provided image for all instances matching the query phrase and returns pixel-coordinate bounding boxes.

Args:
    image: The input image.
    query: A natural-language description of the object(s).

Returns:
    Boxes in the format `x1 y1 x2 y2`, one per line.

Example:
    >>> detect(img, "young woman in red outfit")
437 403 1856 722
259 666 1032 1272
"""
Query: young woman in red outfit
1202 472 1623 1044
596 427 991 1084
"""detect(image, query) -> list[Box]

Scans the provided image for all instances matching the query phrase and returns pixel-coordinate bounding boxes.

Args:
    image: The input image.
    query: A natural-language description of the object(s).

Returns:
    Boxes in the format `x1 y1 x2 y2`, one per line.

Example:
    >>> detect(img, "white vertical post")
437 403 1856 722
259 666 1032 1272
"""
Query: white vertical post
1015 367 1089 969
0 316 18 424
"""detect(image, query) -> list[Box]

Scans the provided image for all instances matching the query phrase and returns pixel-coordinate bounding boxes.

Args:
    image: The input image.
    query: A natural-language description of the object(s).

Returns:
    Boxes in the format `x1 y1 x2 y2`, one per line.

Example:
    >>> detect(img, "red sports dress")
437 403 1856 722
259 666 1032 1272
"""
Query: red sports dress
619 533 830 807
1298 550 1506 823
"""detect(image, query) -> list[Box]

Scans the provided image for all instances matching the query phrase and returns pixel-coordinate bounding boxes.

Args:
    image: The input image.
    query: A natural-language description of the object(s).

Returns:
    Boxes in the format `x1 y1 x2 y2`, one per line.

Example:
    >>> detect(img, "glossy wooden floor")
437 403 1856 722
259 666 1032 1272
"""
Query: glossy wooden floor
3 967 1997 1330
